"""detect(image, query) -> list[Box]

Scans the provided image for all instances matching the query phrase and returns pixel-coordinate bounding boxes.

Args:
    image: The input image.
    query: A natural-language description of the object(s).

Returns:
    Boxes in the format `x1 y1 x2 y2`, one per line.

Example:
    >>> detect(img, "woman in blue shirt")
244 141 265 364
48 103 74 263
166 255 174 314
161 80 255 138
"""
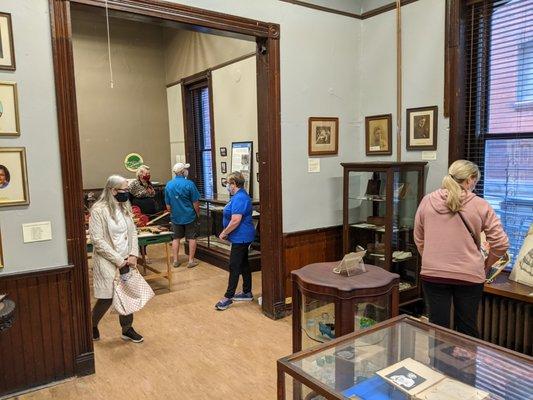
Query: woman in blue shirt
215 172 256 311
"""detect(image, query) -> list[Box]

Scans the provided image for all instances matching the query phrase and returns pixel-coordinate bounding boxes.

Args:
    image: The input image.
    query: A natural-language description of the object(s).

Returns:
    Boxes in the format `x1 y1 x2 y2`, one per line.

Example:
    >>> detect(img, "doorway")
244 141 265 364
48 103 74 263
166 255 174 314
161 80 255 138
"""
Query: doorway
49 0 283 376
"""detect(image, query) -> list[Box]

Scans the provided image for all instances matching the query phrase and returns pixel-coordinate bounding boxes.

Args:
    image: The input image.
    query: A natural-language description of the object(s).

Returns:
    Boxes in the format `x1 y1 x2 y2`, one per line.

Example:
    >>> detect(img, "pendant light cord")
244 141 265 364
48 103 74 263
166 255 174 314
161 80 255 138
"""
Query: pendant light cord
105 0 115 88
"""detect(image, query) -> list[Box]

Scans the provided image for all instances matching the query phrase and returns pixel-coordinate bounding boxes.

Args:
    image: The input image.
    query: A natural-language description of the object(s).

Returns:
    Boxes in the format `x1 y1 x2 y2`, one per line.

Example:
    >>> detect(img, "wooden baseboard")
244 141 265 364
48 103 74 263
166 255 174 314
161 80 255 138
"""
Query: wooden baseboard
75 352 95 376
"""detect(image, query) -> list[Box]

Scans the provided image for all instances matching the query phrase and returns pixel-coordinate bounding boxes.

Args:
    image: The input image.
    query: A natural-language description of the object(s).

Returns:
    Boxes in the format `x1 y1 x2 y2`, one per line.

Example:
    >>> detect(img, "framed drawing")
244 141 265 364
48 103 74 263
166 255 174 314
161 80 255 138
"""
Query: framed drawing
0 82 20 136
0 13 15 71
220 147 227 157
231 141 253 196
0 147 29 207
308 117 338 156
365 114 392 155
221 161 227 174
406 106 438 151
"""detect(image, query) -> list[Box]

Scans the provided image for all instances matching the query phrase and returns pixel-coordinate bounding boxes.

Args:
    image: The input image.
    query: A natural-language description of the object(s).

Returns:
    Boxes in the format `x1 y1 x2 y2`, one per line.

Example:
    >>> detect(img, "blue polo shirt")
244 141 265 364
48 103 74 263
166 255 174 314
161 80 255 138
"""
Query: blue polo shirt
223 189 255 244
164 176 201 225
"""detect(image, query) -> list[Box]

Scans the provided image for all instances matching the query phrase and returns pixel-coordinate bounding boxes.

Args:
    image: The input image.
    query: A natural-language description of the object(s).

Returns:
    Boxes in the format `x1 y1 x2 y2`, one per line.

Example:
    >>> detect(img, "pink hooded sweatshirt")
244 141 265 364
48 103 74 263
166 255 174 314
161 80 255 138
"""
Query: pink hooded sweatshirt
414 189 509 283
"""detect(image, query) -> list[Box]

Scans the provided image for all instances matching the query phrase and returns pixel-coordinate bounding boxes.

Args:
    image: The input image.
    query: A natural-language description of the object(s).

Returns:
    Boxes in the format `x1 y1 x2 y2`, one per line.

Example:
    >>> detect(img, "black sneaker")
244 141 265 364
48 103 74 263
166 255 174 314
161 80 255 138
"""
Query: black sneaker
121 327 144 343
92 327 100 341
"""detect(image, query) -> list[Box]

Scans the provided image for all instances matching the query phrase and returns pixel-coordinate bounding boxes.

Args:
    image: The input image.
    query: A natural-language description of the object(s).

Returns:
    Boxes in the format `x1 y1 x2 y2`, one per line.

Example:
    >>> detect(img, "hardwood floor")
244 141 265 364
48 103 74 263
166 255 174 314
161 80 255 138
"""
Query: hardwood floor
15 244 291 400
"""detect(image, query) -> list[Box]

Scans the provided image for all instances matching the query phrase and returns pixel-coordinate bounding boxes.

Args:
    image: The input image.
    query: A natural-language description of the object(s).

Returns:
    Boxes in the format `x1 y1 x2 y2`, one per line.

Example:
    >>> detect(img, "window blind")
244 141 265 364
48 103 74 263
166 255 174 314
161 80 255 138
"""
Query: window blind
464 0 533 265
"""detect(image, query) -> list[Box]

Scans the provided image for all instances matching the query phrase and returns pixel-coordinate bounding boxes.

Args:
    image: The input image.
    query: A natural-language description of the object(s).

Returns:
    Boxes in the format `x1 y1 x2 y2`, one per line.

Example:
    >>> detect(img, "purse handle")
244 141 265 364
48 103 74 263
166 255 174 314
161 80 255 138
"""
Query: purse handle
457 211 480 250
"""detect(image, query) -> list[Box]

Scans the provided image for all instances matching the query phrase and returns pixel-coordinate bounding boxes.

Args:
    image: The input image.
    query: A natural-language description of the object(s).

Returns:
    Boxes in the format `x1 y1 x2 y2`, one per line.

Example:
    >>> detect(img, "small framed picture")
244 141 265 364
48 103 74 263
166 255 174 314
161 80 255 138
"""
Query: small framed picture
221 177 228 187
220 147 227 157
0 13 15 71
221 161 227 174
406 106 438 151
365 114 392 155
0 147 30 207
308 117 339 156
0 82 20 136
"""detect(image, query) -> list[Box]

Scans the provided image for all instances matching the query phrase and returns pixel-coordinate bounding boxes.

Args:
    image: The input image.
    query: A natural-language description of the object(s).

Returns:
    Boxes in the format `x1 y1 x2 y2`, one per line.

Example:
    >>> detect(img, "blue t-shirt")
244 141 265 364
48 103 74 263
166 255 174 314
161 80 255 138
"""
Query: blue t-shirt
223 189 255 244
164 176 201 225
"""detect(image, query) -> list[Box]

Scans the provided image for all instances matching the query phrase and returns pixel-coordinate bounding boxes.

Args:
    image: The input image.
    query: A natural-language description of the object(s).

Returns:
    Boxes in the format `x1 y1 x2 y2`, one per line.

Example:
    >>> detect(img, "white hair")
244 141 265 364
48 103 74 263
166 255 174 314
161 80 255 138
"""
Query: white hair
136 165 150 179
92 174 132 220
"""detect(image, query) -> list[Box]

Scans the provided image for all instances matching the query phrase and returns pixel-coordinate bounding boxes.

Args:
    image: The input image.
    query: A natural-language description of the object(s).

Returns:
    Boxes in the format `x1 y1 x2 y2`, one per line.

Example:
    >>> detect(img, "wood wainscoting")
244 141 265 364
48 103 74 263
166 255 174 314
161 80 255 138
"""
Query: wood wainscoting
283 226 343 299
0 266 85 397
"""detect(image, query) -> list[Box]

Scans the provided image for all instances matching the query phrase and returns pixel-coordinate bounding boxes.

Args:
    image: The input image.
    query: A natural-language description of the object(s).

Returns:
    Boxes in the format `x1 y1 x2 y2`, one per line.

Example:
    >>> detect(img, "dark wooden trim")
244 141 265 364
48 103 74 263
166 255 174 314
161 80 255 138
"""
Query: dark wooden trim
484 272 533 304
279 0 361 19
75 352 96 376
283 225 341 239
207 74 218 196
166 52 256 88
361 0 419 19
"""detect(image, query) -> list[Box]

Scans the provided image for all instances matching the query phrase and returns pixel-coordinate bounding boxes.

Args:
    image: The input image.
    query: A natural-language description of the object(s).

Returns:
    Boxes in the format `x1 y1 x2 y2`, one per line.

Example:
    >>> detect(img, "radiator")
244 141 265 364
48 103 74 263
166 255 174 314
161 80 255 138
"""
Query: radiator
479 294 532 356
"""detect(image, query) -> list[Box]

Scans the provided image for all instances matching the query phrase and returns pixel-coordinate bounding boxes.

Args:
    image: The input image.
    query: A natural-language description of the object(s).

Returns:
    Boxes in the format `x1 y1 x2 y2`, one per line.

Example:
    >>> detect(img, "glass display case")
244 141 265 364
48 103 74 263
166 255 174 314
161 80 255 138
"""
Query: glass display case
341 163 426 306
278 315 533 400
189 194 261 270
292 262 399 353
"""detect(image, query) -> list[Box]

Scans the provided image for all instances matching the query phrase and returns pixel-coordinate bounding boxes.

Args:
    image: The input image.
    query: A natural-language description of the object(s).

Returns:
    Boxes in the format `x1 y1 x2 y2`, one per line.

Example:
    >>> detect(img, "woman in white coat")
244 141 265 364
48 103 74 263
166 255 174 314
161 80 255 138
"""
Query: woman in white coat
89 175 143 343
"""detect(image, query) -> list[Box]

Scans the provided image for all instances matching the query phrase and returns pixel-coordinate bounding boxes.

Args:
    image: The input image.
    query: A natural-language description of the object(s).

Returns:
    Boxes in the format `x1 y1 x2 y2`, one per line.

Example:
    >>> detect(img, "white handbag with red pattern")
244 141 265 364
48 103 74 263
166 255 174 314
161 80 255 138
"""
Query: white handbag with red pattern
112 268 154 315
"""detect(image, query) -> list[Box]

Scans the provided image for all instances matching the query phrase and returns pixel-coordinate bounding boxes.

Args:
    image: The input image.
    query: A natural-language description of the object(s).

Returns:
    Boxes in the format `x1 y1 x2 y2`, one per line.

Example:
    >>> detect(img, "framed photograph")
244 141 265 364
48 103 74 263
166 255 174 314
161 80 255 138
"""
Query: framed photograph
0 147 29 207
221 177 227 187
231 141 253 196
0 82 20 136
0 13 15 71
365 114 392 155
308 117 338 156
406 106 438 151
221 161 227 174
219 147 227 157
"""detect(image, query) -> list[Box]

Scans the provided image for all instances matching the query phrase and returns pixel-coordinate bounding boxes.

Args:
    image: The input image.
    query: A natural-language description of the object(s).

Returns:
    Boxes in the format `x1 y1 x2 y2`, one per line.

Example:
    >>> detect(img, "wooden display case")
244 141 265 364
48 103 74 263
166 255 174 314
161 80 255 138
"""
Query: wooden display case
341 162 426 306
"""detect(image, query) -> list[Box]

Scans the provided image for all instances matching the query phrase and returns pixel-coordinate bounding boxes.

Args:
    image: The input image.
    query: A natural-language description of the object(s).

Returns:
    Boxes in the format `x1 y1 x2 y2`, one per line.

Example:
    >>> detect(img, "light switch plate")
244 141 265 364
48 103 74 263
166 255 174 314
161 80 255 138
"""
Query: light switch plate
22 221 52 243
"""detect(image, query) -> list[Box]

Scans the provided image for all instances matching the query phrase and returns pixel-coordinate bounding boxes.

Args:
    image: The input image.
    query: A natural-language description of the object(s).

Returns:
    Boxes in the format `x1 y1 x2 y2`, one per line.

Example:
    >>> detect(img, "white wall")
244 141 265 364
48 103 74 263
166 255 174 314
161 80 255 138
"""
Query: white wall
212 57 259 198
167 83 186 171
0 0 68 275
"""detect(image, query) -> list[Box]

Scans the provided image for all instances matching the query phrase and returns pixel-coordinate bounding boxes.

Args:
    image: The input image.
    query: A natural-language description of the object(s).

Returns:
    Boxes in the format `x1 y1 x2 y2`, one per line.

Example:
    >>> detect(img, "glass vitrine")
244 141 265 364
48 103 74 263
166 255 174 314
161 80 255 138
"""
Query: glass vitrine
278 315 533 400
342 163 426 306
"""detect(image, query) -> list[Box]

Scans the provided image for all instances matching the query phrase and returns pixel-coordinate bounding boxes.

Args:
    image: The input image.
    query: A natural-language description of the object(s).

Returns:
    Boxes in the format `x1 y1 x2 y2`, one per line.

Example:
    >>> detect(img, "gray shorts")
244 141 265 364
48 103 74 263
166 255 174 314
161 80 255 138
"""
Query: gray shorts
171 220 198 240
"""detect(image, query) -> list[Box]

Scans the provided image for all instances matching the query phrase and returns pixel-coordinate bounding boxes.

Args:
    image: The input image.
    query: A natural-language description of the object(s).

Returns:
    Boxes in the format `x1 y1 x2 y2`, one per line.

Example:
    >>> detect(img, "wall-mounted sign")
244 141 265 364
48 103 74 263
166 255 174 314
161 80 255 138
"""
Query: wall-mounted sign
124 153 143 172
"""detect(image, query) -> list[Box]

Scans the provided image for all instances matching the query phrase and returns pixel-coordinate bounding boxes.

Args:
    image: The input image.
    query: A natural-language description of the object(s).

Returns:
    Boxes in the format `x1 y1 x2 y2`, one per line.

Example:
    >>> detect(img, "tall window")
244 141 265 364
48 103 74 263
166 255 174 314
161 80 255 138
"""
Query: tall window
464 0 533 265
184 79 215 198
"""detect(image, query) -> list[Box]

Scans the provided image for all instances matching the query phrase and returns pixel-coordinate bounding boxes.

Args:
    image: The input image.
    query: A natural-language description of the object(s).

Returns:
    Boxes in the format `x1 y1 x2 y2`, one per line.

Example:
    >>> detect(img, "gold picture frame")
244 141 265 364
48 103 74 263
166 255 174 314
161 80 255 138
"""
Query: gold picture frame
0 81 20 136
0 12 16 71
0 147 29 207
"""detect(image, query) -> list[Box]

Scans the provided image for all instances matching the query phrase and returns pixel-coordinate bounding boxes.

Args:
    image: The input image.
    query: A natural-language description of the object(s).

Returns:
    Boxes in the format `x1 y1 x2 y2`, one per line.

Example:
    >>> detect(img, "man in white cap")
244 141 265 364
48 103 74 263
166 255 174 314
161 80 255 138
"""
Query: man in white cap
164 162 201 268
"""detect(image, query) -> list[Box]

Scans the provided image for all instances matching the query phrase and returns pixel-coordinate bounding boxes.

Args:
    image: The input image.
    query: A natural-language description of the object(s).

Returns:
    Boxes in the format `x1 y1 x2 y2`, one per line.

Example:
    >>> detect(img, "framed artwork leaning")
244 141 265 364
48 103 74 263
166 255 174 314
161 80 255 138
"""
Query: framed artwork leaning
0 147 29 207
0 13 15 71
308 117 338 156
406 106 438 151
0 81 20 136
365 114 392 155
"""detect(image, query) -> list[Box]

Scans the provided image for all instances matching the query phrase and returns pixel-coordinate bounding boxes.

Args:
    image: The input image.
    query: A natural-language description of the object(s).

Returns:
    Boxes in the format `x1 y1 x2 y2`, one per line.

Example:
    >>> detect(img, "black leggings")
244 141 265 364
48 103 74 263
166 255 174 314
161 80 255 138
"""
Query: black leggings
224 243 252 299
422 280 484 338
92 298 133 334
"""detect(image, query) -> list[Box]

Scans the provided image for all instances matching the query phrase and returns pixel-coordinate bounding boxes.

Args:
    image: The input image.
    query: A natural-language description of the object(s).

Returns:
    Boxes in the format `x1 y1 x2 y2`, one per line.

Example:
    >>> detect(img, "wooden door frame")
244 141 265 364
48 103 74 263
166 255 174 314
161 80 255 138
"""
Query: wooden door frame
49 0 284 376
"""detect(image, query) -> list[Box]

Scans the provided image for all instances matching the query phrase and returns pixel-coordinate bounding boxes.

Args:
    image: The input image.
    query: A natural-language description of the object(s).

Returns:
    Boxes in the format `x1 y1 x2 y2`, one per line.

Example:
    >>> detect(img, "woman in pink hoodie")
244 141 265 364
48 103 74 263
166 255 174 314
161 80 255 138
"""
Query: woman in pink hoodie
414 160 508 338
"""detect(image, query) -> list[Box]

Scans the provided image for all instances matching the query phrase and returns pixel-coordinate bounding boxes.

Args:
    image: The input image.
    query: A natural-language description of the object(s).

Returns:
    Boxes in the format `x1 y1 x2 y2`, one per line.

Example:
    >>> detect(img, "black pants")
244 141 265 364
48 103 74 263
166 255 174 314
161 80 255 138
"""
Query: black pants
92 298 133 334
422 280 483 338
224 243 252 299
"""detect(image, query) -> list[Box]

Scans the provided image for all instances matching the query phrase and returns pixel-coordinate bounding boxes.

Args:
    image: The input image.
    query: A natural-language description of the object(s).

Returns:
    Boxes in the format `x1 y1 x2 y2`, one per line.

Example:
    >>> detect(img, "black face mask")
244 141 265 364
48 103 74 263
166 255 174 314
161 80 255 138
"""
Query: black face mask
114 192 129 203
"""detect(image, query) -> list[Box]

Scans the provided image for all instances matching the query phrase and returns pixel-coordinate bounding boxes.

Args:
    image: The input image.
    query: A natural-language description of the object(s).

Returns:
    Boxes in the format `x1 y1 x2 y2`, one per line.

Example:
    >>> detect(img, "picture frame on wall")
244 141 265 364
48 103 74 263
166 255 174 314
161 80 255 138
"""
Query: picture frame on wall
221 161 227 174
308 117 338 156
406 106 438 151
0 147 29 207
365 114 392 156
220 147 227 157
0 82 20 136
0 13 15 71
231 141 253 196
221 177 227 187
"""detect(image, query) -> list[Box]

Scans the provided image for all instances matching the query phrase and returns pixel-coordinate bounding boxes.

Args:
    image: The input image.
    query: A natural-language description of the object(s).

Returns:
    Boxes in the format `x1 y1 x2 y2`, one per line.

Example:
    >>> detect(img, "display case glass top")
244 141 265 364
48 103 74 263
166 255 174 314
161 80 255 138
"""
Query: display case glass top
278 315 533 400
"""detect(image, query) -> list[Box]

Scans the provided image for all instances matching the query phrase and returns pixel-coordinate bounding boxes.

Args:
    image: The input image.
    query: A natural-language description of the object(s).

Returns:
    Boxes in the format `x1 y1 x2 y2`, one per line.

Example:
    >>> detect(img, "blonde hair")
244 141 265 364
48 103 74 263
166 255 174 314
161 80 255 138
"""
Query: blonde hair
93 175 132 220
227 171 245 188
442 160 480 212
136 165 150 178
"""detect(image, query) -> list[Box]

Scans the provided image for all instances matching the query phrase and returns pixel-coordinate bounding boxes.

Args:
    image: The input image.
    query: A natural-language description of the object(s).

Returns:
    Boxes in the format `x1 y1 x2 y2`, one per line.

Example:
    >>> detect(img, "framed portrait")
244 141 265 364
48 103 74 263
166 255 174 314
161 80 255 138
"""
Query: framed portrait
365 114 392 155
219 147 227 157
308 117 338 156
221 177 228 187
221 161 227 174
0 82 20 136
0 147 29 207
231 141 253 196
406 106 438 151
0 13 15 71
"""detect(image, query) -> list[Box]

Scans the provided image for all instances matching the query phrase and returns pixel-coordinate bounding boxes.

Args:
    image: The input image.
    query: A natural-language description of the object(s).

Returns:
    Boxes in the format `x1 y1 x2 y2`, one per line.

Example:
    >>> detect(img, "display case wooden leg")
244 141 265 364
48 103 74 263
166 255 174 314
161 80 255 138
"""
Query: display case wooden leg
277 363 286 400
